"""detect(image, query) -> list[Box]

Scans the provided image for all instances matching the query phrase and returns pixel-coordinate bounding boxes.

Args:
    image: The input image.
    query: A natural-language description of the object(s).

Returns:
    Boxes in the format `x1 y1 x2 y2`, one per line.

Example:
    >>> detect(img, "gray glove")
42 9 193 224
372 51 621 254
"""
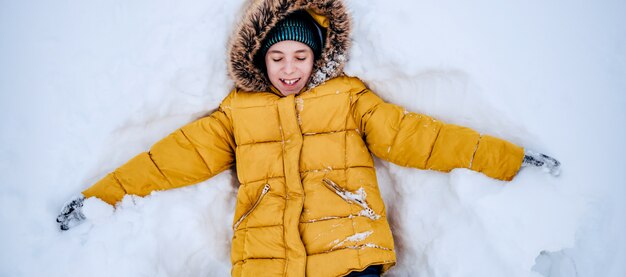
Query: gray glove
522 150 561 176
56 195 86 231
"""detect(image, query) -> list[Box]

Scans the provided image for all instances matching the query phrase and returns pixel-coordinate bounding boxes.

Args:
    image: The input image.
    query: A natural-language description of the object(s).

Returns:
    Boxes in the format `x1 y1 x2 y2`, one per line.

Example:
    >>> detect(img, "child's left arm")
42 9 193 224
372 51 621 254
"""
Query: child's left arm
350 78 559 180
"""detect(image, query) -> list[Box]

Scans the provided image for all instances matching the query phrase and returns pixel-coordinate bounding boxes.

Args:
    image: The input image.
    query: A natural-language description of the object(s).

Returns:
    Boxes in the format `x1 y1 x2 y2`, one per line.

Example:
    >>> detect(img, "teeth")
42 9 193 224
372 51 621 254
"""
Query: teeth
281 78 299 85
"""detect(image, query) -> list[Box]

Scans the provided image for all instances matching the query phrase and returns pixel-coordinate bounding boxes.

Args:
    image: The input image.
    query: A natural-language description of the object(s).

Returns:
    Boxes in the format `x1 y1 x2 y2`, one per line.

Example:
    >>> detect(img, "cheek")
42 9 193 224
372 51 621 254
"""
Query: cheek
265 64 279 80
303 62 314 78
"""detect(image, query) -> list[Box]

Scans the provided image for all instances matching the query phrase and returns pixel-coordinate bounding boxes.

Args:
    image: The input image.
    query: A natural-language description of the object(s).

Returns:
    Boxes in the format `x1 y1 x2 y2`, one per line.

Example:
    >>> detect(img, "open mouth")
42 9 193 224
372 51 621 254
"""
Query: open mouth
280 78 301 86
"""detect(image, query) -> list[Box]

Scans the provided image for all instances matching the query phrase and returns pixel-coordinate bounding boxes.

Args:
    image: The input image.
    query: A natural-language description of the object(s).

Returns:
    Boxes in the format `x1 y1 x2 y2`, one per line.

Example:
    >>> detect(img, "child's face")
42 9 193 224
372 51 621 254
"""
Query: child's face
265 40 314 96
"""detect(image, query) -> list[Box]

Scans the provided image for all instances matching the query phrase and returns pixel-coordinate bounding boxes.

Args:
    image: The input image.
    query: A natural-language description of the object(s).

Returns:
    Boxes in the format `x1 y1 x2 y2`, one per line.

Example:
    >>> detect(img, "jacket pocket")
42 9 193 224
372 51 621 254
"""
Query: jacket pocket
321 178 380 220
233 183 271 231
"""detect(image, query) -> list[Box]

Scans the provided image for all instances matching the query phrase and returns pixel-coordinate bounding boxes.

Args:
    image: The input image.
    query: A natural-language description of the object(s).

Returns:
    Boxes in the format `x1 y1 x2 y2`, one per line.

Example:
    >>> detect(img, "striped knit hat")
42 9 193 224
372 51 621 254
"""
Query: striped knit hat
259 10 324 60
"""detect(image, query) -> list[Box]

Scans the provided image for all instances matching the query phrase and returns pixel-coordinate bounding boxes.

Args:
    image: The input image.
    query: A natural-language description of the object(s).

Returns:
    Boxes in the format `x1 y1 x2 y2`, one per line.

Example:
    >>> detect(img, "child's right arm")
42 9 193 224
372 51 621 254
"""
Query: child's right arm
57 92 236 230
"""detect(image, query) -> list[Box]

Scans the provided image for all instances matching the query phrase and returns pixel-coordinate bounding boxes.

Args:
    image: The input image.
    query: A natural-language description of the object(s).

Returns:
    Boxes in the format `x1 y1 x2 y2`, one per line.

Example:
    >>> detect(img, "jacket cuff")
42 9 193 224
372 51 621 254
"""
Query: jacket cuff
82 172 126 205
470 135 525 181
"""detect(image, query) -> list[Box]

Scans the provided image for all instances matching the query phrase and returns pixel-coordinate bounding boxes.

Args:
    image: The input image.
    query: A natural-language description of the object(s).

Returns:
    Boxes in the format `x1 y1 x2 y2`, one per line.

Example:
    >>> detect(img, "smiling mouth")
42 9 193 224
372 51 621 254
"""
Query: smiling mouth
280 78 301 86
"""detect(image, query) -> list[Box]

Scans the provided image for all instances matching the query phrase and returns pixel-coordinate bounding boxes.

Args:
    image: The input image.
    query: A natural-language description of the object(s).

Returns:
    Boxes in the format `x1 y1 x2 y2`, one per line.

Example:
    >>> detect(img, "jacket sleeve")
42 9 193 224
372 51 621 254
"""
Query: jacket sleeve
350 78 524 181
82 93 236 205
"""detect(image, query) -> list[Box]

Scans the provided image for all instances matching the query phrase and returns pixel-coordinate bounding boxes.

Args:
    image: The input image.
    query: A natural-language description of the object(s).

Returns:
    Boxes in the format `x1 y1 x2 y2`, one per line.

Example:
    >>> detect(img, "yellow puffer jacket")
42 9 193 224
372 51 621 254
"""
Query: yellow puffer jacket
82 1 524 276
83 76 523 276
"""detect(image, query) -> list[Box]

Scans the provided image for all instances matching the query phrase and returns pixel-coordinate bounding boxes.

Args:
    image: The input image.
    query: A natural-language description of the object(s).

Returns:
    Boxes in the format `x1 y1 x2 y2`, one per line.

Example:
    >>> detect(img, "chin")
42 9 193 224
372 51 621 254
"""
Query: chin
274 82 305 96
279 88 300 96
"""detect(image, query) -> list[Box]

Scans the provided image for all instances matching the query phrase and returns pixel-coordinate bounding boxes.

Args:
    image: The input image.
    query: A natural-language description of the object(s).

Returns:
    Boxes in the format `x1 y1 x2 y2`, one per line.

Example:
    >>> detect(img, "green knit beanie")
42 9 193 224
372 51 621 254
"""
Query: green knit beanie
259 10 324 59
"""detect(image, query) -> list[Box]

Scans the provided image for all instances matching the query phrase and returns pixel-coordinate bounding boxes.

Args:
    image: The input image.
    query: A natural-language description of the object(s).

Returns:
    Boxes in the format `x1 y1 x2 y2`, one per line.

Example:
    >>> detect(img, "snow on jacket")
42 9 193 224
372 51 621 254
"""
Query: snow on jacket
82 0 525 276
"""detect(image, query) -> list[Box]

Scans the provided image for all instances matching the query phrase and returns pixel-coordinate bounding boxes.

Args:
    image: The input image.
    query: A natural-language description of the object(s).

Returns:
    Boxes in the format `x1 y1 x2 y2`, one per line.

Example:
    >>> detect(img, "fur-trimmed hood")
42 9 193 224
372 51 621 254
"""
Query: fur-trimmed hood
228 0 351 92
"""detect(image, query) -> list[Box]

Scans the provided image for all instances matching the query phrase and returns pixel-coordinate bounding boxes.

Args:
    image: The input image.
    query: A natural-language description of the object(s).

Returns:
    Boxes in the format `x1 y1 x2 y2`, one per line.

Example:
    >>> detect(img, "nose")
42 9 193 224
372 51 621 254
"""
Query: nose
282 60 295 74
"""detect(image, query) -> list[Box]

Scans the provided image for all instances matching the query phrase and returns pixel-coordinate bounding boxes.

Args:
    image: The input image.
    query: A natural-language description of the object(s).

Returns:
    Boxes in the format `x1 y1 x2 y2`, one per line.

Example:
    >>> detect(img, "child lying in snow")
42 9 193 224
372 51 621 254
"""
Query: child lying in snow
57 1 560 276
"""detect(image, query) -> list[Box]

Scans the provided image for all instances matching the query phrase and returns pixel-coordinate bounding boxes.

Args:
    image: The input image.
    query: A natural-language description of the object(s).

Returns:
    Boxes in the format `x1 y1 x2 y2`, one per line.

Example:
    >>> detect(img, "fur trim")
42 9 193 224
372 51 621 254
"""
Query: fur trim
227 0 351 92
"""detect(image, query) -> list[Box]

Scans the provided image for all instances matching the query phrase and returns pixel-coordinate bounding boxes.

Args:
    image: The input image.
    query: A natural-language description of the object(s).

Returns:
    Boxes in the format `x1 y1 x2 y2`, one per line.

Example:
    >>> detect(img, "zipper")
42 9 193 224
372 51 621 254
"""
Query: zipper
233 184 270 231
322 178 378 219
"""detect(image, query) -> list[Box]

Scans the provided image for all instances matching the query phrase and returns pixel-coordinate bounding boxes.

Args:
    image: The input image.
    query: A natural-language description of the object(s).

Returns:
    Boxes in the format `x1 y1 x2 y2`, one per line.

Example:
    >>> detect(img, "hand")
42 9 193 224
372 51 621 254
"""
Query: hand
522 150 561 176
56 195 86 231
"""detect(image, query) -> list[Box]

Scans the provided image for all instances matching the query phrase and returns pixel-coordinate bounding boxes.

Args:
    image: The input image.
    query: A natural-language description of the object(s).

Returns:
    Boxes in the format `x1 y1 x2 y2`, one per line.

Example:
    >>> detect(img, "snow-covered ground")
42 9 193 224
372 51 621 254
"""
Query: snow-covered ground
1 0 624 276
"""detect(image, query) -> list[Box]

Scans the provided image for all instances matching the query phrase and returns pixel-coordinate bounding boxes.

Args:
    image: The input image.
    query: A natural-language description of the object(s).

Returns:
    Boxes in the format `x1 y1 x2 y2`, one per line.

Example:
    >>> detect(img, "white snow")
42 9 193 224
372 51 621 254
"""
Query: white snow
330 231 374 250
1 0 625 276
341 185 380 220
